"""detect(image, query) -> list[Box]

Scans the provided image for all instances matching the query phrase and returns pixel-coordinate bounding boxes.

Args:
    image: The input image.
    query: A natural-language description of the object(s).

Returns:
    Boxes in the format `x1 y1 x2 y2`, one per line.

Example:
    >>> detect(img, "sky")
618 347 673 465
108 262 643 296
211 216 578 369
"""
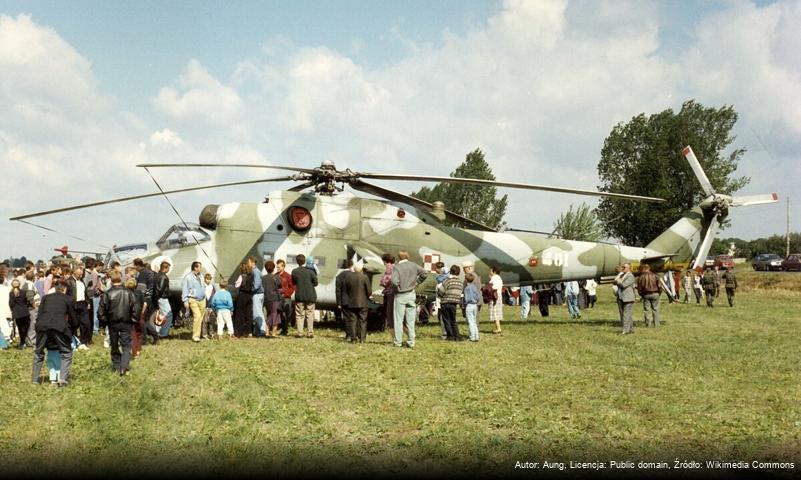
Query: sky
1 0 800 261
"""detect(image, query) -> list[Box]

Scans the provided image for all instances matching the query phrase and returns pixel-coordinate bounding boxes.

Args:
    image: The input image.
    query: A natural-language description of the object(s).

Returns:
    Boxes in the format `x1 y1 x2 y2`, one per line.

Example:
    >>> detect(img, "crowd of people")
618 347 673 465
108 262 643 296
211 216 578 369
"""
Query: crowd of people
0 253 740 385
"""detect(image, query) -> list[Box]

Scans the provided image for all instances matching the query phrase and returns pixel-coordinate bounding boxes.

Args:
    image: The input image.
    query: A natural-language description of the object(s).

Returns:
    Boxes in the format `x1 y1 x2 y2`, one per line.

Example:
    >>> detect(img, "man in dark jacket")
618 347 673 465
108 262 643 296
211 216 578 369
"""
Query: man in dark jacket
153 261 172 337
32 281 75 387
344 261 372 343
65 266 92 347
98 270 139 376
133 258 159 345
291 254 318 338
335 259 355 341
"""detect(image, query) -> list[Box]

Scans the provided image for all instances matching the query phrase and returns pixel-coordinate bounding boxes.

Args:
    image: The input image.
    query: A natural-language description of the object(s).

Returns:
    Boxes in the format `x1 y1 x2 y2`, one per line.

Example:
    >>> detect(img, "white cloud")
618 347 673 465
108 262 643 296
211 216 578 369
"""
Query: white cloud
153 59 243 124
0 15 155 258
0 14 111 144
149 128 183 147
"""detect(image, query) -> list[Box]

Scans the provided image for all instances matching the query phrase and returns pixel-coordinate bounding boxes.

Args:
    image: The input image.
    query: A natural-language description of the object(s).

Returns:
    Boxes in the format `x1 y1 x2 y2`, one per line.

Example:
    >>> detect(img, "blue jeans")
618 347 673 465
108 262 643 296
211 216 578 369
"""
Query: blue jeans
567 294 580 318
520 298 530 319
252 293 265 336
465 303 479 341
158 298 173 337
393 290 417 347
92 296 100 333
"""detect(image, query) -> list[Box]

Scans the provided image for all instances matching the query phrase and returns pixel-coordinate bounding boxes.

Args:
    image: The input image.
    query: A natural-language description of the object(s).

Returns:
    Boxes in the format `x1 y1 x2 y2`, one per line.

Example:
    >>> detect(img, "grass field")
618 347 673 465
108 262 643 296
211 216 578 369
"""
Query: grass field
1 271 799 476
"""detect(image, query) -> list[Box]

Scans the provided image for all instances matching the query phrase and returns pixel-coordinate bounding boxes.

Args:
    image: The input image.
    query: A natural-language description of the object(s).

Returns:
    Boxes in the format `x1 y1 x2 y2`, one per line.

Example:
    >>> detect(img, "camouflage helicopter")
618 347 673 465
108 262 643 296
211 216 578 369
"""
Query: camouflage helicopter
10 146 776 314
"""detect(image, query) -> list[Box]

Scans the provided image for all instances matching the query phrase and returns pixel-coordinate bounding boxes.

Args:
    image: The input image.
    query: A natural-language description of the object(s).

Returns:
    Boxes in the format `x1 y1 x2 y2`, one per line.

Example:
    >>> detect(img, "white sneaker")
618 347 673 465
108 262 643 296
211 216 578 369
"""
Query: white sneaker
78 344 89 351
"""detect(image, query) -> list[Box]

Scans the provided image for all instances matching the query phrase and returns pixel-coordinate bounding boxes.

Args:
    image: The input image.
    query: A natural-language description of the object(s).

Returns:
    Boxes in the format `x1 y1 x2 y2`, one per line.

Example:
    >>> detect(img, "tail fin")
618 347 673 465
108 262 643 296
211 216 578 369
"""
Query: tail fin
645 146 777 269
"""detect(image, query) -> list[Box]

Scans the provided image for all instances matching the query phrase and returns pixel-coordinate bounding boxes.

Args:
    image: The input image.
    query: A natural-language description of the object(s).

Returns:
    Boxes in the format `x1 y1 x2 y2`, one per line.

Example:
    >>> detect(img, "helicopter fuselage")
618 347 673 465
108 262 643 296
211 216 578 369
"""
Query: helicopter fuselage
124 190 697 309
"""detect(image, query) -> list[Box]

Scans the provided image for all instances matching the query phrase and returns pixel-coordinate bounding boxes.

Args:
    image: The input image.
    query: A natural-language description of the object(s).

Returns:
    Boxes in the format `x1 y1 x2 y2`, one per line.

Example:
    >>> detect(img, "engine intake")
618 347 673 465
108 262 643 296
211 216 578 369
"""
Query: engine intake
199 204 219 230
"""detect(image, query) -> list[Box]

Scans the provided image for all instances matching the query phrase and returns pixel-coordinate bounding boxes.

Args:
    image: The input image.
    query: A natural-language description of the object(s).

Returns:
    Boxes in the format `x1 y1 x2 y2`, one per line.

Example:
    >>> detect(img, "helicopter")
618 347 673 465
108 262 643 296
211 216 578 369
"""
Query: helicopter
10 146 776 312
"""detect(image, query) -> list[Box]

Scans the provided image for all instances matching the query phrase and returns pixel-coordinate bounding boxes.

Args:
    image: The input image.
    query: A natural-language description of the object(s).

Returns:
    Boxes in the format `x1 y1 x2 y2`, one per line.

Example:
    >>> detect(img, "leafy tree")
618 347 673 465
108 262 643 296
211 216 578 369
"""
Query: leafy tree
596 100 750 246
552 203 604 241
710 238 752 258
748 232 801 258
411 148 508 229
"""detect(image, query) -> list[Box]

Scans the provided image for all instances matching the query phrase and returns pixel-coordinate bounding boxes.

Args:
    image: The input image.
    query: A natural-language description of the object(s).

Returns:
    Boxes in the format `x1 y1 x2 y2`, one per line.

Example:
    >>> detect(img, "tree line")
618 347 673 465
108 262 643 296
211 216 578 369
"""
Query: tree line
711 233 800 259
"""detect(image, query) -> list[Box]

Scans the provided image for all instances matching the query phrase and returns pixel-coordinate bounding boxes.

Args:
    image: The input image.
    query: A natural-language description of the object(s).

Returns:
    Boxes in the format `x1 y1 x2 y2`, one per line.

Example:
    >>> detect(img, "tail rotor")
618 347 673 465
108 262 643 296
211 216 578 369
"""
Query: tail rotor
682 146 778 270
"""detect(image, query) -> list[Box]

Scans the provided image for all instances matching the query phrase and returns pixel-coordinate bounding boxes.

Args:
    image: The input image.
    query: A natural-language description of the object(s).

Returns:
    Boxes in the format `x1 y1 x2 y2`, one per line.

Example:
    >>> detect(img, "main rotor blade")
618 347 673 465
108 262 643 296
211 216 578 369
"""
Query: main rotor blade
356 173 665 203
691 215 720 270
730 193 779 207
136 163 316 175
9 176 297 221
682 146 715 197
350 180 497 232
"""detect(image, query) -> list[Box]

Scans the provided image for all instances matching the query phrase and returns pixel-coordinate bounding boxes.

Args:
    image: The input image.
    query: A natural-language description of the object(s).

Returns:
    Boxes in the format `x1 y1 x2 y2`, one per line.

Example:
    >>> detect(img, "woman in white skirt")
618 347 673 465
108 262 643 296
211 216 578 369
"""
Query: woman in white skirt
489 266 504 334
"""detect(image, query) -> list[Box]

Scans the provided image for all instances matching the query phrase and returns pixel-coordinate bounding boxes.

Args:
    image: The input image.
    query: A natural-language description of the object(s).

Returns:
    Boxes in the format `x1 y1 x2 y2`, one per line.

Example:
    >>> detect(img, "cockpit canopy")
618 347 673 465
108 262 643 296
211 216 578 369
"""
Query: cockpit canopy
104 243 149 269
156 223 211 250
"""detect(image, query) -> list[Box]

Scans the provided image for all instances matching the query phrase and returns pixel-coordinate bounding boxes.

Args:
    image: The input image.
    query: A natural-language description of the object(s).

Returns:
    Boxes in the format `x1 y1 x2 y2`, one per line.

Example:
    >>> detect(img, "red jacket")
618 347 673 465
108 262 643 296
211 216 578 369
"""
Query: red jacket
278 270 295 299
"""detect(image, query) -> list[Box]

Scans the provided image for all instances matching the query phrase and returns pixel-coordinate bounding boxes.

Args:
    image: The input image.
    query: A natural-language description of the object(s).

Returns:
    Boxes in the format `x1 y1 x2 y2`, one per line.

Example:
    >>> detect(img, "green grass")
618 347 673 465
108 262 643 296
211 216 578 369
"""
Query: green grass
1 273 800 475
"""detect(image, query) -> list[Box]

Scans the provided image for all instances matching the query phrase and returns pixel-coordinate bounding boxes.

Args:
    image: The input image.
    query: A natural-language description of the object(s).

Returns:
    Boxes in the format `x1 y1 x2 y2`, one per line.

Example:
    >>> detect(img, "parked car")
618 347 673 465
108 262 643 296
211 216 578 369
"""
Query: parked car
714 255 735 269
782 254 801 271
704 256 715 267
752 253 783 271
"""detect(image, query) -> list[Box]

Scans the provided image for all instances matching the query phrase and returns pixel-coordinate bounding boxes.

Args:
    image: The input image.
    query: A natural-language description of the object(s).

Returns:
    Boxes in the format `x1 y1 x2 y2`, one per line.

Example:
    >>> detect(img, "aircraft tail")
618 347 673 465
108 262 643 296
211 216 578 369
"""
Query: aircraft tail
645 146 777 269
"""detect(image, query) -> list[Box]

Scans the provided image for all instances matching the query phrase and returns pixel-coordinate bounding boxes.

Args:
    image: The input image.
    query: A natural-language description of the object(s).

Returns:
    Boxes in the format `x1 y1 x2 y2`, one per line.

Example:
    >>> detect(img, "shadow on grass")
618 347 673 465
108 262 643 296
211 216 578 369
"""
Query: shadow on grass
483 318 624 327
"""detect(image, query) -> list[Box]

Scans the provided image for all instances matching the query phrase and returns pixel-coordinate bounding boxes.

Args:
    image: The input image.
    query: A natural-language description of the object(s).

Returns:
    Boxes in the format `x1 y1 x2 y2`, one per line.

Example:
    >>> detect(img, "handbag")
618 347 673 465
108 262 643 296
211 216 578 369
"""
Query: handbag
151 309 166 327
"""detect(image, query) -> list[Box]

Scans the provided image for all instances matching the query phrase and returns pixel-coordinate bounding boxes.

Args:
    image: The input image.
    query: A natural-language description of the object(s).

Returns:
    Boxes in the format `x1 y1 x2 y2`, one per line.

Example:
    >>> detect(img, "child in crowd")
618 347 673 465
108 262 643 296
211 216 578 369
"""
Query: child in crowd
202 273 216 339
210 279 234 339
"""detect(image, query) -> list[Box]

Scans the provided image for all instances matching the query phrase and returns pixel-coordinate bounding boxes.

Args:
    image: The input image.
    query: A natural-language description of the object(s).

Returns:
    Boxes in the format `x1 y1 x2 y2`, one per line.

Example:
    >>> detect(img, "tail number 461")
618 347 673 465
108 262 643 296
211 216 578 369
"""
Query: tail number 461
541 250 569 268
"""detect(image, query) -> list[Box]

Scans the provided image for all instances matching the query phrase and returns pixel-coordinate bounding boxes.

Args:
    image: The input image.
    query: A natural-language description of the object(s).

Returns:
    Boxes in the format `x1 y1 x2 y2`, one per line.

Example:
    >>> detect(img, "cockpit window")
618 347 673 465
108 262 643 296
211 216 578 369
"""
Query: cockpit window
156 223 211 250
105 244 149 269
